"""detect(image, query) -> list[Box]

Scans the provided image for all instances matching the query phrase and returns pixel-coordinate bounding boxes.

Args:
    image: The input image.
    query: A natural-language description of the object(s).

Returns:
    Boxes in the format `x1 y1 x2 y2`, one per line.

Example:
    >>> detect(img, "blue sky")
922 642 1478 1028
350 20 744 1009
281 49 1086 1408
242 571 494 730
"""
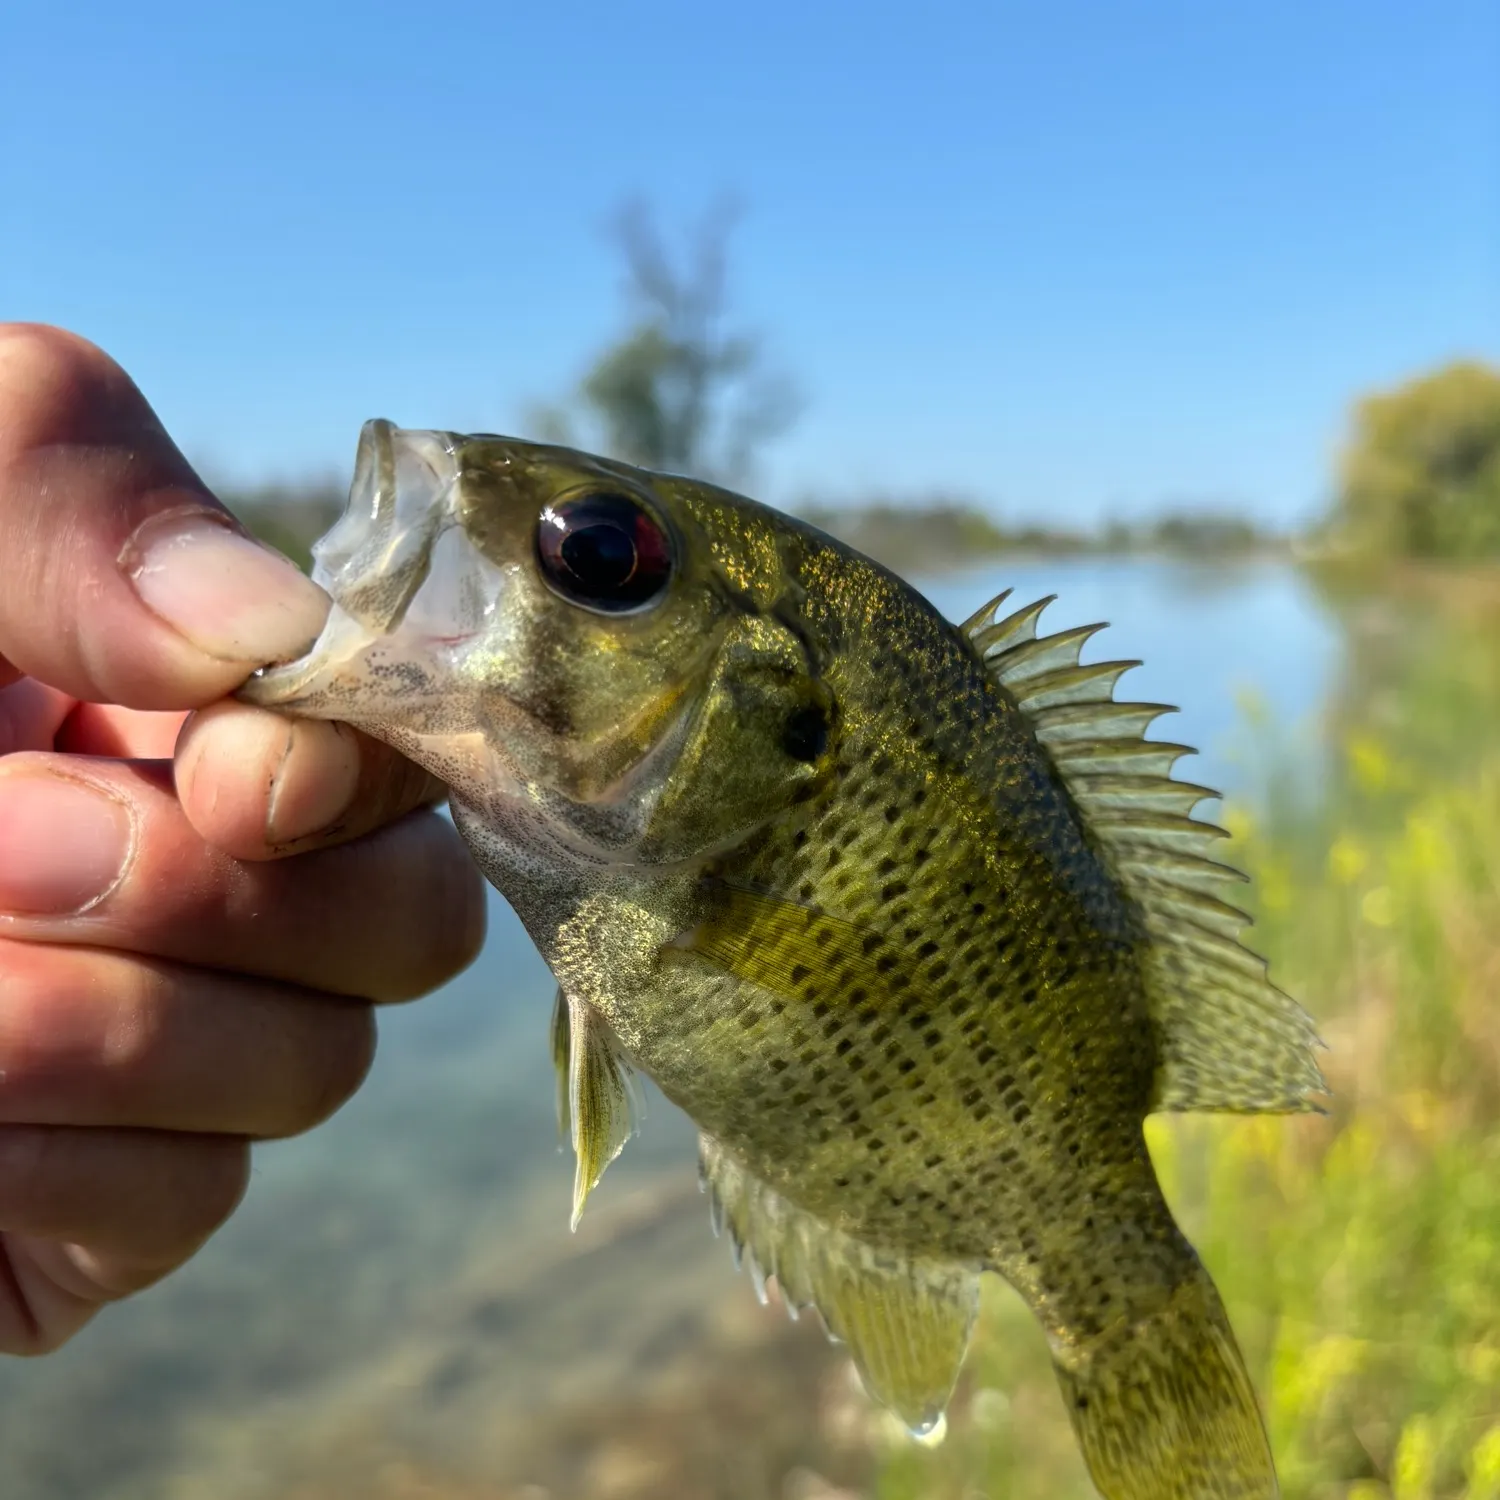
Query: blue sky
3 1 1496 527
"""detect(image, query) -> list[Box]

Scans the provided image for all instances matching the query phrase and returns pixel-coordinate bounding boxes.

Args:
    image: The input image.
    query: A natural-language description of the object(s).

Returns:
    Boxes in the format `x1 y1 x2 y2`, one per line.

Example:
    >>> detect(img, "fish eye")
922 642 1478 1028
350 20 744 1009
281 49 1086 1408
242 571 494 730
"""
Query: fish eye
535 491 675 613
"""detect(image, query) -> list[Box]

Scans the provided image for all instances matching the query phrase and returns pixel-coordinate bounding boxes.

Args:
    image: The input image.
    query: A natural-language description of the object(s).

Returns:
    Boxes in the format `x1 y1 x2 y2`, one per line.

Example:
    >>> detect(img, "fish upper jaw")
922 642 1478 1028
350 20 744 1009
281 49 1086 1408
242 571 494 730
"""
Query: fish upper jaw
237 419 516 801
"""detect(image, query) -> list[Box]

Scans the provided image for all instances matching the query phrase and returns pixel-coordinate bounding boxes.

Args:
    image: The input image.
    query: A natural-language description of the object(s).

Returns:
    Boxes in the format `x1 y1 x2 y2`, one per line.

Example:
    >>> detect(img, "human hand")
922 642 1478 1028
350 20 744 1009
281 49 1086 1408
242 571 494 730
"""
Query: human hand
0 324 486 1353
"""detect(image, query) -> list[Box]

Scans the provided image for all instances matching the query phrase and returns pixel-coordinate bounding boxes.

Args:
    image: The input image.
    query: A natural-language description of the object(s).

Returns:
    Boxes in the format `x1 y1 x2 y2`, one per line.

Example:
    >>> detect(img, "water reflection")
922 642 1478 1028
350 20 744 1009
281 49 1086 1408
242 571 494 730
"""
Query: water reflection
0 560 1341 1500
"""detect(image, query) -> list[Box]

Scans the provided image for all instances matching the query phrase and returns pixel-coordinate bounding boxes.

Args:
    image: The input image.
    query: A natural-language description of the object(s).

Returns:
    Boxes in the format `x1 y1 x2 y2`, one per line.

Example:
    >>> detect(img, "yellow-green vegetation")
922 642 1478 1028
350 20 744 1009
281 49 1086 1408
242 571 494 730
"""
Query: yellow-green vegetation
1321 361 1500 562
875 583 1500 1498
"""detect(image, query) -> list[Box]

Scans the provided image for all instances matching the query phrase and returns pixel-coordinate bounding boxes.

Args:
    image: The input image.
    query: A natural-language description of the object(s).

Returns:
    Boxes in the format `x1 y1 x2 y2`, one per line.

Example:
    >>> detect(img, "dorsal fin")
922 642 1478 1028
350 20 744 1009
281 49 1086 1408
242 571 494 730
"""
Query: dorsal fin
963 591 1326 1114
698 1133 978 1442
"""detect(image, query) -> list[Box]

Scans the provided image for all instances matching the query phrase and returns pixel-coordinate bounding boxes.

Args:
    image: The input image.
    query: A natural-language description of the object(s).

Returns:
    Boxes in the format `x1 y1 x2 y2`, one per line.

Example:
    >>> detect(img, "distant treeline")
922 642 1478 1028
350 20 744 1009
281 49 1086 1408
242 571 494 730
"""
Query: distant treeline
793 500 1280 574
224 476 1283 579
223 353 1500 577
1315 359 1500 563
219 478 345 574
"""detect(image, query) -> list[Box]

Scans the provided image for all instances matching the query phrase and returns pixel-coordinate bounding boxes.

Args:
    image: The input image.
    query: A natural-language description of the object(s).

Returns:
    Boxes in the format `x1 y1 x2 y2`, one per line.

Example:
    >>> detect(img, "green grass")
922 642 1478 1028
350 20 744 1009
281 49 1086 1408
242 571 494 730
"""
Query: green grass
876 580 1500 1499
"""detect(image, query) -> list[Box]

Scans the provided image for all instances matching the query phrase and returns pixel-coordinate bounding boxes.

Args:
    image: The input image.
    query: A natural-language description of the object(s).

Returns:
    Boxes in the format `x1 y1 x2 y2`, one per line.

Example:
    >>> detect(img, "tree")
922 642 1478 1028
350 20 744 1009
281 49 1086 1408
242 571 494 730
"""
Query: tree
1325 360 1500 560
533 199 800 486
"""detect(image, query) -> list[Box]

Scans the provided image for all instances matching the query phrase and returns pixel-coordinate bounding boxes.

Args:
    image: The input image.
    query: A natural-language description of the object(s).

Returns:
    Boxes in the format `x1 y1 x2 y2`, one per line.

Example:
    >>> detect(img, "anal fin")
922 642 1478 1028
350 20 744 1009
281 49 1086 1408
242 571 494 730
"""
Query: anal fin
699 1134 979 1441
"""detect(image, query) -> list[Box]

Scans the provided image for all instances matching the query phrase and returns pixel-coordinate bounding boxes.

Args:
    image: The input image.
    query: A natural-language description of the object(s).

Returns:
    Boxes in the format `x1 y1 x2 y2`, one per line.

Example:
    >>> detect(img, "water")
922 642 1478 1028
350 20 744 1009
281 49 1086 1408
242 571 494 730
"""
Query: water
0 558 1339 1500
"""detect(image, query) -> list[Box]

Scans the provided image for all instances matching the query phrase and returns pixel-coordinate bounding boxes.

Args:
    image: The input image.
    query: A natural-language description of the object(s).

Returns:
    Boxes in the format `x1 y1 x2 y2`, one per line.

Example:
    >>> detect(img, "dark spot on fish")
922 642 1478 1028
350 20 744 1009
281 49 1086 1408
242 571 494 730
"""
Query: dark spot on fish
883 805 899 824
880 881 908 901
877 857 897 875
897 1058 916 1074
790 963 812 985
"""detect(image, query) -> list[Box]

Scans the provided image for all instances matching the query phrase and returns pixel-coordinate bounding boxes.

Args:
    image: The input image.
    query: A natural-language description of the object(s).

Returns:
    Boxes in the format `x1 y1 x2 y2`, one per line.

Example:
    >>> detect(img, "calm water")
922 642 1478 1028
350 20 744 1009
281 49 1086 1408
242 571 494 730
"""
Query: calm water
0 559 1339 1500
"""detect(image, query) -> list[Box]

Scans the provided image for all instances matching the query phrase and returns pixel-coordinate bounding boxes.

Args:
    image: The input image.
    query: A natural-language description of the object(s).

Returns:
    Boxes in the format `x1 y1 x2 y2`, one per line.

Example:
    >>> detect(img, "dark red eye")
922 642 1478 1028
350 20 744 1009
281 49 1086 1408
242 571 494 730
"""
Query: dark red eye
536 492 675 613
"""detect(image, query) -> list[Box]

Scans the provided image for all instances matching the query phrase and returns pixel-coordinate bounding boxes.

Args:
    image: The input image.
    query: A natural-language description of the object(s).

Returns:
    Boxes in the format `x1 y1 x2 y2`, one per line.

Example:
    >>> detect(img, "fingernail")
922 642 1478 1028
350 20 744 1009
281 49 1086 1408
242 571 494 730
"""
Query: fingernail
266 719 363 845
0 770 133 915
120 510 331 666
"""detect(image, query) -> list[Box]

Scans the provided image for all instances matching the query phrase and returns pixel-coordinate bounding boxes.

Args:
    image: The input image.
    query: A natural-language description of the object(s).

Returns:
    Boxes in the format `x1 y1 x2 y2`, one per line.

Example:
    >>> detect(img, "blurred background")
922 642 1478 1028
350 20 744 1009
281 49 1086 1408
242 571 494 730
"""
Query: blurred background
3 1 1499 1496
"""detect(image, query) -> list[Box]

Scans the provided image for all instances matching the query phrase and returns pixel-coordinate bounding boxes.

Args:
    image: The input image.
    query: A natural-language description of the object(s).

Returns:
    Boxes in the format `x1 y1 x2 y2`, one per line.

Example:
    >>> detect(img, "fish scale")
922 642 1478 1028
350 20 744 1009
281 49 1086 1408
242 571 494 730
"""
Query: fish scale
241 422 1325 1498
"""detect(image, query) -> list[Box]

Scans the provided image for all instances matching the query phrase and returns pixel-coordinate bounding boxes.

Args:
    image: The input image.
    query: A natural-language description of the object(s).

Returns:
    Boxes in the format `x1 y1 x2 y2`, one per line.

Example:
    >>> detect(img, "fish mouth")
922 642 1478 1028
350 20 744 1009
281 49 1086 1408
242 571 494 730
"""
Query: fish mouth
238 420 507 735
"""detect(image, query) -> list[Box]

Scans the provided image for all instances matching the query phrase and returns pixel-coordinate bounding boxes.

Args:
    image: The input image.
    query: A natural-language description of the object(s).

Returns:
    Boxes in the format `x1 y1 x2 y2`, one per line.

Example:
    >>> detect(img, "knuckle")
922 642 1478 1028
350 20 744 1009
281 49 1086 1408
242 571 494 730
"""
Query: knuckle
0 946 98 1097
0 944 168 1114
89 1138 251 1296
405 829 488 998
356 813 485 1002
294 1003 377 1132
190 1138 252 1237
0 325 115 445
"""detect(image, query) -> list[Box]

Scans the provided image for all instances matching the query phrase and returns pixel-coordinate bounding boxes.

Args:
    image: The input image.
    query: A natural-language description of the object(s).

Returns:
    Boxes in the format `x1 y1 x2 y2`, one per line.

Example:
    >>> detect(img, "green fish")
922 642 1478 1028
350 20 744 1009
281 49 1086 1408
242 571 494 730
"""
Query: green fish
242 422 1325 1499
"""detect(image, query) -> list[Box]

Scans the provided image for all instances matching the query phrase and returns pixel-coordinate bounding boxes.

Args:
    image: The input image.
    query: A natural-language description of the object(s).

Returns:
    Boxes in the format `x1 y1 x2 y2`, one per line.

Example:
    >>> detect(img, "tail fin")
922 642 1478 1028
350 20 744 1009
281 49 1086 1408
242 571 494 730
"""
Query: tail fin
1049 1263 1278 1499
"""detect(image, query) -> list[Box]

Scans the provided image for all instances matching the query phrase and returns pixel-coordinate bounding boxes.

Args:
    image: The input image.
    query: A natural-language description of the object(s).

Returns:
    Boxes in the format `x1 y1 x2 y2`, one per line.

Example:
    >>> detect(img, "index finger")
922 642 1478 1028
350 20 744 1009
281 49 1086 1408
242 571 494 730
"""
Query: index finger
0 324 330 711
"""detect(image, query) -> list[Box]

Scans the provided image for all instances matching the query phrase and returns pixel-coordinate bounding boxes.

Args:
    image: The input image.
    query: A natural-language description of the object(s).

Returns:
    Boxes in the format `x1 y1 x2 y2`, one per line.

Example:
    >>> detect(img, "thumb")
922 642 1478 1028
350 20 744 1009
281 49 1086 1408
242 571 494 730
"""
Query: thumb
0 324 330 711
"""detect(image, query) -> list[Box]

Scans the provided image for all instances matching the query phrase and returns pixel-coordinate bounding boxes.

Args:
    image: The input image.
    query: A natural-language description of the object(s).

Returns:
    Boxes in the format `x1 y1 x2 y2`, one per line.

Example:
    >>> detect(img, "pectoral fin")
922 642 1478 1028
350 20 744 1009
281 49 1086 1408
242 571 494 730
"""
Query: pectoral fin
549 986 570 1145
551 988 639 1230
699 1134 979 1441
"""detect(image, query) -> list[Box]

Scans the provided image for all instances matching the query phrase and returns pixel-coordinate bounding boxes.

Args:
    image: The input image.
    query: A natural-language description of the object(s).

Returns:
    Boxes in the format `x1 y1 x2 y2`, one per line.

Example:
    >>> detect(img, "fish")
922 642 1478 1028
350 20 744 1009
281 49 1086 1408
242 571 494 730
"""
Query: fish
240 420 1326 1499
